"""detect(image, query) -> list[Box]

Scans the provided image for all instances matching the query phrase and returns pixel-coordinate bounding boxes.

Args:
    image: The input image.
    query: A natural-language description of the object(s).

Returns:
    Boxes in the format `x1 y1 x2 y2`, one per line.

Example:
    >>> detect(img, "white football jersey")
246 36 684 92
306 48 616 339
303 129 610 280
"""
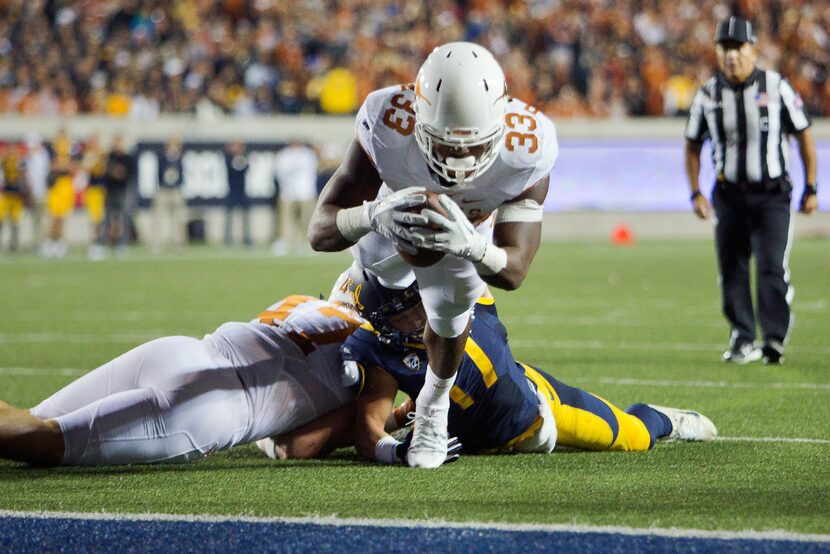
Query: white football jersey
356 83 559 223
33 295 364 465
206 295 364 444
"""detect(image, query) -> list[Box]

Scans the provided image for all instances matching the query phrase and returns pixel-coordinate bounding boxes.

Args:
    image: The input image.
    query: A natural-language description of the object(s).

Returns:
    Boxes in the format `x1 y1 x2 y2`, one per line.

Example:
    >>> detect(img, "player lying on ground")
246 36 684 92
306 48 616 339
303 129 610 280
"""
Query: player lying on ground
0 295 362 466
260 269 717 464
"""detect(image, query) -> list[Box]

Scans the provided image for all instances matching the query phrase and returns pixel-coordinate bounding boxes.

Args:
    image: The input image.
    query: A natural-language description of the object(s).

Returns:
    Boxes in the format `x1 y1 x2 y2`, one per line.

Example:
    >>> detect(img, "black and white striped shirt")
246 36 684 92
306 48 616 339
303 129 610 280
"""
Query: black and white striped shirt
685 69 810 184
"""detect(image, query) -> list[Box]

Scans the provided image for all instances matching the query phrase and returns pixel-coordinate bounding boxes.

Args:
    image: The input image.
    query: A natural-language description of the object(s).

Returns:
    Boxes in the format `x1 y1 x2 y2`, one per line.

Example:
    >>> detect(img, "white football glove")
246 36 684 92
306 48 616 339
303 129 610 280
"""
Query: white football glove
408 194 488 262
366 186 426 255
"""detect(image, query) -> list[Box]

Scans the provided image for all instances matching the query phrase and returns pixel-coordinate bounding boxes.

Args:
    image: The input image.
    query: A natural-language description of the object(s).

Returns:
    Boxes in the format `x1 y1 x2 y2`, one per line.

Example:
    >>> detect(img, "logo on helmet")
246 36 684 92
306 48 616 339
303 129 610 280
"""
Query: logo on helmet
415 80 432 106
403 352 421 372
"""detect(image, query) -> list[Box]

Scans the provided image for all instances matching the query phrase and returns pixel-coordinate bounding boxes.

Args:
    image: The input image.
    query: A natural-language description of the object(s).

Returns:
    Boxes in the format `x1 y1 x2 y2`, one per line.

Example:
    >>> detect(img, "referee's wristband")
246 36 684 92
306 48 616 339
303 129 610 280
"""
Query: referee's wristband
690 190 704 202
804 183 818 196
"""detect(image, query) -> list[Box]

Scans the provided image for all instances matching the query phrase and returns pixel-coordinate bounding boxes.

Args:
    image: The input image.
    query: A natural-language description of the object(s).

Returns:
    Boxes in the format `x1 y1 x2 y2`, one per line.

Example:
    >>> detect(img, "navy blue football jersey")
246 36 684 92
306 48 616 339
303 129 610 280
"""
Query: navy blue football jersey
341 299 540 453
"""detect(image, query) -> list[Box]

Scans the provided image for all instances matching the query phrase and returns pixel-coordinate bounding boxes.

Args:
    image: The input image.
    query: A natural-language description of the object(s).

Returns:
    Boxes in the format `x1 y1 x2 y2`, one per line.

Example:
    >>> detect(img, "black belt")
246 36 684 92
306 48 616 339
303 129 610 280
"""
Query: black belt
717 176 791 193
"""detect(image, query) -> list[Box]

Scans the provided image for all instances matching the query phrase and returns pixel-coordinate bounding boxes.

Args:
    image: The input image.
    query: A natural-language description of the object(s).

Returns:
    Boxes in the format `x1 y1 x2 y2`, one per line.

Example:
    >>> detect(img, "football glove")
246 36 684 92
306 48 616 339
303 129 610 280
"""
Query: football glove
366 186 426 255
408 194 487 262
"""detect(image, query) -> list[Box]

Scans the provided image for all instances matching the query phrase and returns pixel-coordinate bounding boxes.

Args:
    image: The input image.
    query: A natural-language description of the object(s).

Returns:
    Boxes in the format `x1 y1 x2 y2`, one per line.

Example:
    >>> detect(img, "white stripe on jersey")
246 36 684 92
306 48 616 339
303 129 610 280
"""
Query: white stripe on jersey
766 71 783 178
743 84 762 182
721 88 739 182
684 89 706 140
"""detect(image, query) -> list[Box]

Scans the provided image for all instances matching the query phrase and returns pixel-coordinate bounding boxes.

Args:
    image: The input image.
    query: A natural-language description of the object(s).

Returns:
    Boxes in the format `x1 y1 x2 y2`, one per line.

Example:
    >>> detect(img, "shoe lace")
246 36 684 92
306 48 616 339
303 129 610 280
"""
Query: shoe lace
408 410 448 452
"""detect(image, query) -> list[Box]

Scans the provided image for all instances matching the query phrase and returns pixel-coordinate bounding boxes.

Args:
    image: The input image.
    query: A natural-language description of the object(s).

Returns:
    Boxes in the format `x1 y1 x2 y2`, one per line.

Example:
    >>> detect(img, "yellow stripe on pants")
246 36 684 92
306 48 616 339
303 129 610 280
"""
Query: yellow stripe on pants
523 364 652 452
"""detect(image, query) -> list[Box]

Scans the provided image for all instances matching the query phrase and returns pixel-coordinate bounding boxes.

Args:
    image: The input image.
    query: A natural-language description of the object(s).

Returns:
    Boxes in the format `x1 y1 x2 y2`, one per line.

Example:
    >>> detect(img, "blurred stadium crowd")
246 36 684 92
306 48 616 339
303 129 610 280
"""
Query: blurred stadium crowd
1 0 829 119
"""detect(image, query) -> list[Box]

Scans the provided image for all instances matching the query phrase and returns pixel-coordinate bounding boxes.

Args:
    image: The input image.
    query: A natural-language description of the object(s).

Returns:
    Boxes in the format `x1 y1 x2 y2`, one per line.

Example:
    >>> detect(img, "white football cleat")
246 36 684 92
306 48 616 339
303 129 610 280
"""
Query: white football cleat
406 407 449 468
648 405 718 441
722 343 762 364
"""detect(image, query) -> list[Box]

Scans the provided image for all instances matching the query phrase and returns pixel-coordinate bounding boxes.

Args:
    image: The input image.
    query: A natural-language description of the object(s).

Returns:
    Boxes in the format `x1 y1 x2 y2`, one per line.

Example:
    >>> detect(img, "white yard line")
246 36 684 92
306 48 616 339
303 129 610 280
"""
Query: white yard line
0 367 86 376
0 510 827 542
0 250 350 265
716 436 830 444
0 333 164 344
510 338 830 354
593 377 830 390
3 366 828 392
3 366 829 444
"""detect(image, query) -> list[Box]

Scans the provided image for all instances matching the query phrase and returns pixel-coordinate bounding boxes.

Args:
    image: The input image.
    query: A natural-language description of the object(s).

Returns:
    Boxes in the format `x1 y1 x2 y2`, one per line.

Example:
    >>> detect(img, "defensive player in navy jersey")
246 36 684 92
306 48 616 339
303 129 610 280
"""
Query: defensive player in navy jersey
260 268 717 465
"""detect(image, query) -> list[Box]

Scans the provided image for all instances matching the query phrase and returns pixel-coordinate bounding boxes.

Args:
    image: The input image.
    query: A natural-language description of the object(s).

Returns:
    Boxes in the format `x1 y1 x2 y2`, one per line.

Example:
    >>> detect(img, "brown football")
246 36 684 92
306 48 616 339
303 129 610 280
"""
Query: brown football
397 190 448 267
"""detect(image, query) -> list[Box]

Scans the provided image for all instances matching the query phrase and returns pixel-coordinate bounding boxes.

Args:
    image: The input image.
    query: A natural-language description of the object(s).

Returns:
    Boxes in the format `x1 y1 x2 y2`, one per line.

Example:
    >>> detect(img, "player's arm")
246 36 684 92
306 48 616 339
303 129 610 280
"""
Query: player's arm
793 127 818 215
482 176 548 290
408 177 548 291
685 139 711 219
355 367 460 465
308 139 383 252
307 139 425 252
354 365 401 463
260 403 357 460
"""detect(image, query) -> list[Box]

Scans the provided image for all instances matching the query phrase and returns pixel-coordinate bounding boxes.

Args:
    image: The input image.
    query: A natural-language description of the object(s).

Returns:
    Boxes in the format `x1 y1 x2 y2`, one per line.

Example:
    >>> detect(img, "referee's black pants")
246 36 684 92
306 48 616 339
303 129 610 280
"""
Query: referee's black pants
712 184 793 348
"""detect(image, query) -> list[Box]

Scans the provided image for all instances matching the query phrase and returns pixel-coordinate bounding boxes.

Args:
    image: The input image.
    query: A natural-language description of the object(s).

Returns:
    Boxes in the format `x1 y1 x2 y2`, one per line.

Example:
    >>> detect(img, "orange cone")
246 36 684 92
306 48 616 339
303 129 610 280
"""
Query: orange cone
611 223 635 245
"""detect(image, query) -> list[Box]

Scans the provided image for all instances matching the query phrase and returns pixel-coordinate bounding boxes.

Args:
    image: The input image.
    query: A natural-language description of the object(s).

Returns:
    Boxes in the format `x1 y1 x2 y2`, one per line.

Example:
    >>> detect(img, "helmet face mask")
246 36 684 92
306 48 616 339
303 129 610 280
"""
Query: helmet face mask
414 123 503 188
413 42 508 189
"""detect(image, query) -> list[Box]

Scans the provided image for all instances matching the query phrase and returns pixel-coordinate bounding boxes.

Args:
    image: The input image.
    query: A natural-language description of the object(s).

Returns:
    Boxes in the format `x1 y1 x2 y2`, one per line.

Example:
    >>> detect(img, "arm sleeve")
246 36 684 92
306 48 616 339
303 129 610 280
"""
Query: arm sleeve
684 89 709 142
779 78 811 133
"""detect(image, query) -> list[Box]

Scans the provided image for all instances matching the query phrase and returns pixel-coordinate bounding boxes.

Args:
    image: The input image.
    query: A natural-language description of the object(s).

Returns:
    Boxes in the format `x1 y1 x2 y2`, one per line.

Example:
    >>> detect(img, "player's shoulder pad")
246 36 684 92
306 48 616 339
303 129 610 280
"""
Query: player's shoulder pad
355 84 416 165
501 98 559 183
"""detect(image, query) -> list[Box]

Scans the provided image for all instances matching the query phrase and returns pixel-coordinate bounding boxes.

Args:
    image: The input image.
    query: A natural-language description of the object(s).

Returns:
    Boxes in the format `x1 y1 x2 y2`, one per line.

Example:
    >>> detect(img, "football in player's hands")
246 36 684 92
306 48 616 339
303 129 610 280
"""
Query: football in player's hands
395 190 448 267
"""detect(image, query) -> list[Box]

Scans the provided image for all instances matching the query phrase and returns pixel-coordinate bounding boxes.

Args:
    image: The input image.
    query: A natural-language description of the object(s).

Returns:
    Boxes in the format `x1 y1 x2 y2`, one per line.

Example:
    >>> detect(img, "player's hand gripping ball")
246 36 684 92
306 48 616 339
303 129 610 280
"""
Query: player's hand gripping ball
393 190 448 267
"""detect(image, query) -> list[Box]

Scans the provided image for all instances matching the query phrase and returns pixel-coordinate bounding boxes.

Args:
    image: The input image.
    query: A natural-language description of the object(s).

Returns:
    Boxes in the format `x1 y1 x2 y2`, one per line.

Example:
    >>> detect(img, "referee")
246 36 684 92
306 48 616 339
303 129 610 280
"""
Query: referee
684 16 818 365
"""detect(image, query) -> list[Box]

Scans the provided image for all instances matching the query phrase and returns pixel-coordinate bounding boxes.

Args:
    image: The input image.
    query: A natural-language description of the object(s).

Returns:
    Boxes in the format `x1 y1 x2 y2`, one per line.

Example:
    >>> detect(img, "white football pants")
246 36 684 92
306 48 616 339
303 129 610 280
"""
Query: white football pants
30 336 249 465
351 228 489 337
30 320 354 467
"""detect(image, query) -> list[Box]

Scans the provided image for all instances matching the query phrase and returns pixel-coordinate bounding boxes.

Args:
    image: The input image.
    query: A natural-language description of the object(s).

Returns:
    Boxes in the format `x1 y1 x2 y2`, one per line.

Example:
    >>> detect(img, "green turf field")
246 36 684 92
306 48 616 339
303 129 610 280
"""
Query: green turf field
1 240 828 533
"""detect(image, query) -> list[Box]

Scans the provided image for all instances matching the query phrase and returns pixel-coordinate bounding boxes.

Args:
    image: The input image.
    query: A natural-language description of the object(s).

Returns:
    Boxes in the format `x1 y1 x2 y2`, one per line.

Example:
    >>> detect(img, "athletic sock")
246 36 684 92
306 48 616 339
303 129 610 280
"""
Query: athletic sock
626 403 673 447
415 366 454 412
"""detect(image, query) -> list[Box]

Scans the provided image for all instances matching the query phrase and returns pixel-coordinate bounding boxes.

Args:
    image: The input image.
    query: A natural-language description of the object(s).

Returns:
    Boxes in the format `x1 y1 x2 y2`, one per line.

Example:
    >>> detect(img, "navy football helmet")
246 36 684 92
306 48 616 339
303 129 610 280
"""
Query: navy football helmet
344 266 423 345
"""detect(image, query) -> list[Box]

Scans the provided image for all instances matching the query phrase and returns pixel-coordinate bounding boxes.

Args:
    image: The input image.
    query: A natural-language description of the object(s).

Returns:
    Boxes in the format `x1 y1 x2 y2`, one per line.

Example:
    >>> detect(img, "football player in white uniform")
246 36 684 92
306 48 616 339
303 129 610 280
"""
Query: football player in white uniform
308 42 559 467
0 296 361 466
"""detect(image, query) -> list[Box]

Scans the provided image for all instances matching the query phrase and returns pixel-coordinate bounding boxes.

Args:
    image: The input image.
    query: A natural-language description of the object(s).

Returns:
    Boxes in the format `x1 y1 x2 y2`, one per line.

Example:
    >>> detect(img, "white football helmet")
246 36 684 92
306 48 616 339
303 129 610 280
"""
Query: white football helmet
413 42 507 188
